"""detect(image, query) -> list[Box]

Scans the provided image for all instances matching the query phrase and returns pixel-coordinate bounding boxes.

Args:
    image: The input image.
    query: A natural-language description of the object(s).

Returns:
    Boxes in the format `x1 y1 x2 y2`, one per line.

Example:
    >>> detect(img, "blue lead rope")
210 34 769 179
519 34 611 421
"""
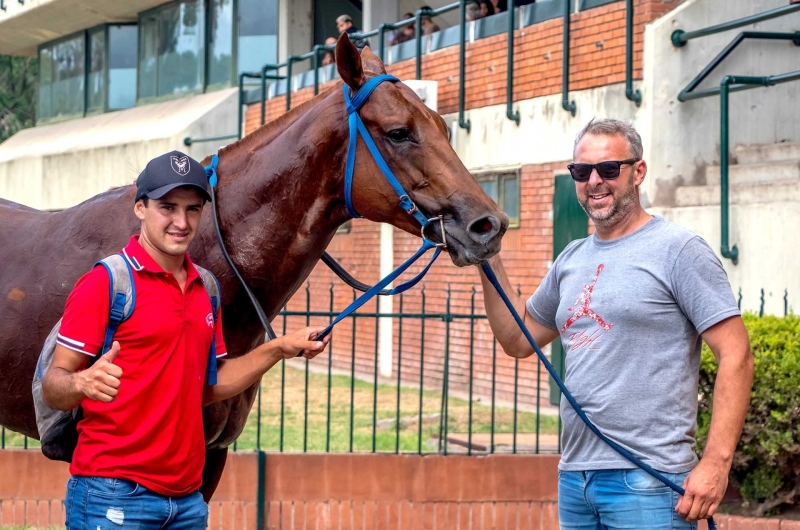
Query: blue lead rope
480 261 716 530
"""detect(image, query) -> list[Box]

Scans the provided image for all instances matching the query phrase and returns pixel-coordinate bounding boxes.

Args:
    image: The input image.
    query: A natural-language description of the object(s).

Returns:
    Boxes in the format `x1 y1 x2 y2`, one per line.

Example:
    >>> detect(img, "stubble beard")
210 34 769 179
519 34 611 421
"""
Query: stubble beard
578 174 638 231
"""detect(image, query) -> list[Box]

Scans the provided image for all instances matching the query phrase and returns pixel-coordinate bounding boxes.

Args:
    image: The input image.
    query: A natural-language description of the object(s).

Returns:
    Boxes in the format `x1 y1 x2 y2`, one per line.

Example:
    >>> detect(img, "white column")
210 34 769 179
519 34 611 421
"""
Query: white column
378 223 394 377
363 0 400 32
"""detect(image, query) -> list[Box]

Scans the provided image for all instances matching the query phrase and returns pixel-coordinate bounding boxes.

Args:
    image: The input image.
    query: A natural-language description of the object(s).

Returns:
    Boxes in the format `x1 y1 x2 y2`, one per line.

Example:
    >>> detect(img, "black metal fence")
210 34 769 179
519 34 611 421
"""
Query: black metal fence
2 284 793 454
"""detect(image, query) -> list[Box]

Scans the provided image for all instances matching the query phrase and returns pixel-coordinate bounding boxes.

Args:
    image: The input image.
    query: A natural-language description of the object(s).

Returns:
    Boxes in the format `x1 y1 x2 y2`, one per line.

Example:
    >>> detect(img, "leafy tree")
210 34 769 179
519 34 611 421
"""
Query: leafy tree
0 55 38 143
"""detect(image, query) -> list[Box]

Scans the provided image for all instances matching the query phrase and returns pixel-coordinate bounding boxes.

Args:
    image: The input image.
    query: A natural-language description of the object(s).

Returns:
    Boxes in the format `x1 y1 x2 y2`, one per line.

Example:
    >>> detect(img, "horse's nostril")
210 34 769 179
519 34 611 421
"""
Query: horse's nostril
471 218 495 235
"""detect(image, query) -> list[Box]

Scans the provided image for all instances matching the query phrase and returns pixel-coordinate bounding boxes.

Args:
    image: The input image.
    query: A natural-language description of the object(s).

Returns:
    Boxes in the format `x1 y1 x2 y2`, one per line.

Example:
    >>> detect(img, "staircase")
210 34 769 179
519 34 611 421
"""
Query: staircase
675 140 800 207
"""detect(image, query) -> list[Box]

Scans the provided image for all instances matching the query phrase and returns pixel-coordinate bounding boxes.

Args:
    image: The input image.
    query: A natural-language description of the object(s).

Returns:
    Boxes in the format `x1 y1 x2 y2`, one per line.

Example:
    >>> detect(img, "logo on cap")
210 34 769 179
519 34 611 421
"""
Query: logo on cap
171 155 190 176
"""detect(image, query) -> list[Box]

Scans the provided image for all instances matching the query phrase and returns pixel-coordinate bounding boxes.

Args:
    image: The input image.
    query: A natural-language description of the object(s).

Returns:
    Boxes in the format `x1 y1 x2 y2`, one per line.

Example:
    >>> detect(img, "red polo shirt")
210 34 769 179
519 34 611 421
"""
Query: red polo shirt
56 235 227 496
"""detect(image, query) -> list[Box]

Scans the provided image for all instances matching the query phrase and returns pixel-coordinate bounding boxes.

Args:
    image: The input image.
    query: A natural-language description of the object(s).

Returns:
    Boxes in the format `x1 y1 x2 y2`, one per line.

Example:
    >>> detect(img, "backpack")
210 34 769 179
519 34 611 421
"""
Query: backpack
31 254 221 463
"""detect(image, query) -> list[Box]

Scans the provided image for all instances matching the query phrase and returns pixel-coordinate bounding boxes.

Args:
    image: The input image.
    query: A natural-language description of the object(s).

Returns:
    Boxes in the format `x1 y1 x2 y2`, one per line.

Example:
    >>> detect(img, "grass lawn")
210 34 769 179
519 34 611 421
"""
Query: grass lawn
2 365 559 454
233 363 559 453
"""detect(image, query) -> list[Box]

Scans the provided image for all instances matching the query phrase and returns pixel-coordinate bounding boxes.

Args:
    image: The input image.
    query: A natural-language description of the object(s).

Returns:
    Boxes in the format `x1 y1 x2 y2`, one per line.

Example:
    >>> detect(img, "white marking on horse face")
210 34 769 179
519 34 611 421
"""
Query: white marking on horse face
106 507 124 525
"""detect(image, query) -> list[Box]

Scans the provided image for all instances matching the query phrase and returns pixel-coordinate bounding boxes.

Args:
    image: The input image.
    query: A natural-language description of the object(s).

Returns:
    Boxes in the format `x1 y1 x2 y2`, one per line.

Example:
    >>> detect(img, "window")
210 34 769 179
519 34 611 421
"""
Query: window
38 34 85 122
238 0 278 76
208 0 235 88
108 25 138 110
86 28 106 114
475 169 521 228
138 0 205 102
38 25 137 123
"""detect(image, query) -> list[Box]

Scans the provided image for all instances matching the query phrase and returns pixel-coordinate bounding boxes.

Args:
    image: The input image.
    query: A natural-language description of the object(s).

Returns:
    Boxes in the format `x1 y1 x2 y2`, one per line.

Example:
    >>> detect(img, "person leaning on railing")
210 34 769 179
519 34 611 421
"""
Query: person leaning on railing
392 12 416 45
478 119 753 527
336 14 370 50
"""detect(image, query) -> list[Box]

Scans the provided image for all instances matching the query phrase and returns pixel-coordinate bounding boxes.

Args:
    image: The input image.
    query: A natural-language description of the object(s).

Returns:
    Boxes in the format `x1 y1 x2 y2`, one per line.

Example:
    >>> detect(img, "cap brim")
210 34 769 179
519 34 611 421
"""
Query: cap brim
145 183 211 203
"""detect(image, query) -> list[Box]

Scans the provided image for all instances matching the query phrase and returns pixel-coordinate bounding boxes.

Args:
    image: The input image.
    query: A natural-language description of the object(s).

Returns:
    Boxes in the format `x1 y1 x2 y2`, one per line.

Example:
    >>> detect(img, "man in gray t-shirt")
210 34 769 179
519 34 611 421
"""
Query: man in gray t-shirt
479 119 753 529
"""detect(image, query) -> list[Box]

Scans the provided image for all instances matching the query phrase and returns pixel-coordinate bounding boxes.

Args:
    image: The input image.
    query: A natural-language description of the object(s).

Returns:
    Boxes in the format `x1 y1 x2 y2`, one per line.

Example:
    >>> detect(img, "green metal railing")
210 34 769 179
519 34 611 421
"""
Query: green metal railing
506 0 520 124
562 0 577 116
677 29 800 264
671 3 800 47
624 0 641 106
187 0 650 144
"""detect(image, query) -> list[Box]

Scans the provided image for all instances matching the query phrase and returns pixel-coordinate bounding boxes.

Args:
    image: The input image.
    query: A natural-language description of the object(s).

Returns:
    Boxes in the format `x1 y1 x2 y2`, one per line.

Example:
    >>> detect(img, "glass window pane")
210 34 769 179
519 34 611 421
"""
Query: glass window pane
109 25 138 109
38 47 53 120
479 179 498 203
138 15 158 100
158 0 204 96
238 0 278 74
87 28 106 113
502 174 520 221
51 35 85 118
208 0 234 88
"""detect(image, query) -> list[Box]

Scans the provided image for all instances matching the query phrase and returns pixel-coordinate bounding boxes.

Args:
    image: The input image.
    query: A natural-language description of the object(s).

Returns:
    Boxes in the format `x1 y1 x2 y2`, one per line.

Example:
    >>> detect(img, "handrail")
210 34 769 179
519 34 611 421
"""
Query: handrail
562 0 576 116
413 4 460 80
672 3 800 47
625 0 641 106
678 32 800 102
458 0 471 131
506 0 520 124
719 71 800 264
677 31 800 264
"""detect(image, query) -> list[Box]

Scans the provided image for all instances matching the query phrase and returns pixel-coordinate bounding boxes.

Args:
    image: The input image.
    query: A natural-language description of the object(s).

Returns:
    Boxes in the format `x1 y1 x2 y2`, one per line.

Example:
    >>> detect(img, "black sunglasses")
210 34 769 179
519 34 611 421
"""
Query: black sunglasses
567 158 640 182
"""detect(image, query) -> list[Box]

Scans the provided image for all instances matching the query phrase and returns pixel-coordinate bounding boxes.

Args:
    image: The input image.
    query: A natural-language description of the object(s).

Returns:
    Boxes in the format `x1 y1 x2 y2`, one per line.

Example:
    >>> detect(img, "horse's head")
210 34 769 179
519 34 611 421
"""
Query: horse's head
335 36 508 267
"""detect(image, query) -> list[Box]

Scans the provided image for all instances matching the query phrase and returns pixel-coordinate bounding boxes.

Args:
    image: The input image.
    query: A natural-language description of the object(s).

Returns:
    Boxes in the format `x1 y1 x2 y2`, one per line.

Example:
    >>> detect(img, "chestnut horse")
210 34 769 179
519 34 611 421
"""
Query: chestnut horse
0 37 508 499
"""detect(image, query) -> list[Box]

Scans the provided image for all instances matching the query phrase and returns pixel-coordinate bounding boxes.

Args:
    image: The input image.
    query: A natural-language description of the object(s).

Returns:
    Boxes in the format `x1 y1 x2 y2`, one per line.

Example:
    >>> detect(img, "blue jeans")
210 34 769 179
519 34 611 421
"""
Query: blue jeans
65 476 208 529
558 469 698 530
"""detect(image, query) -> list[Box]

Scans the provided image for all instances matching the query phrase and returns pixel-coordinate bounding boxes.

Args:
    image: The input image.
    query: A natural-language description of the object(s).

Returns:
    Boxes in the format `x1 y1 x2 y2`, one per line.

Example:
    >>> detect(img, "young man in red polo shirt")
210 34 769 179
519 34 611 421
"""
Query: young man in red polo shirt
42 150 330 529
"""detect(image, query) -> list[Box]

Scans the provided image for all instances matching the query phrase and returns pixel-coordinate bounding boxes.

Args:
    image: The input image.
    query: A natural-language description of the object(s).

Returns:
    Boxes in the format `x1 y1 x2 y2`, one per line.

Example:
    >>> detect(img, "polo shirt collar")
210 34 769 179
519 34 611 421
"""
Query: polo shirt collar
122 235 201 284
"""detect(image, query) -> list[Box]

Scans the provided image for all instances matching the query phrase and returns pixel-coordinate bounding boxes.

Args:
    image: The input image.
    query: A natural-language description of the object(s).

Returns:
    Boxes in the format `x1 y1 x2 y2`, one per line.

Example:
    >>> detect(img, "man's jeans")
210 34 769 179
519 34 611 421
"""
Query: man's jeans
559 469 698 530
65 476 208 529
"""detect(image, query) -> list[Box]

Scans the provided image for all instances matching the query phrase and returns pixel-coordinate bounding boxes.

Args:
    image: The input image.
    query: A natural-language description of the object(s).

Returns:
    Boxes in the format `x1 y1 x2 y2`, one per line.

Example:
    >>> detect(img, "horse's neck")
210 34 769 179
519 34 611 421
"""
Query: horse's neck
203 90 350 338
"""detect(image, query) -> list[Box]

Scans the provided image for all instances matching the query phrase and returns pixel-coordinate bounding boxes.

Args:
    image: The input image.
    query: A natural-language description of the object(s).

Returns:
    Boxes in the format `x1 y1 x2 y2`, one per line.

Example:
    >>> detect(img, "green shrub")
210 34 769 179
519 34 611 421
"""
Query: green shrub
696 314 800 516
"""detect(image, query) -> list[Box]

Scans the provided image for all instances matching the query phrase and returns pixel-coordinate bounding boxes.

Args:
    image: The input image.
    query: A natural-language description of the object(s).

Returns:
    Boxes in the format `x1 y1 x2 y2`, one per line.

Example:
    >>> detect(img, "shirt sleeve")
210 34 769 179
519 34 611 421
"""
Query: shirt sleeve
526 265 561 331
214 304 227 358
56 266 111 357
670 236 741 334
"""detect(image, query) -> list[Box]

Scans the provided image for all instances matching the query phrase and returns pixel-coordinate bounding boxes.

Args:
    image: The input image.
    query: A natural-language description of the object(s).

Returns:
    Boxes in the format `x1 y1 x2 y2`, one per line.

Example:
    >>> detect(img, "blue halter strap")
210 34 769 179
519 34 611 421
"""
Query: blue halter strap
343 74 431 229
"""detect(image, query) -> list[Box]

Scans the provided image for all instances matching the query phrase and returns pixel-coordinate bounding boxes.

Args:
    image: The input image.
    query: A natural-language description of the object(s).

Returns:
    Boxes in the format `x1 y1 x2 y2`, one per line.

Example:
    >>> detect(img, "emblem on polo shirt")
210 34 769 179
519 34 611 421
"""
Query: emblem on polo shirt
206 313 214 328
171 155 190 176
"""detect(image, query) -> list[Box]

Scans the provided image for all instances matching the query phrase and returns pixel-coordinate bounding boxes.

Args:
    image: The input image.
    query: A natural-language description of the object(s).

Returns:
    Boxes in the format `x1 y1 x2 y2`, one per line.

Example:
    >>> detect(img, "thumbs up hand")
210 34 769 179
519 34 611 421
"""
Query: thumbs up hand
78 341 124 403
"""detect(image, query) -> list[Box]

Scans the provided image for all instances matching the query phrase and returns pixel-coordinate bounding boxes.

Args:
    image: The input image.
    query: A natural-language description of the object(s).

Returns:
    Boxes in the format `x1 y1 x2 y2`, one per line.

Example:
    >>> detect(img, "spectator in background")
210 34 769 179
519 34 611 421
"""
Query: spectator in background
392 12 416 44
491 0 508 12
322 36 337 66
420 6 441 35
479 0 496 18
466 1 482 21
336 14 369 50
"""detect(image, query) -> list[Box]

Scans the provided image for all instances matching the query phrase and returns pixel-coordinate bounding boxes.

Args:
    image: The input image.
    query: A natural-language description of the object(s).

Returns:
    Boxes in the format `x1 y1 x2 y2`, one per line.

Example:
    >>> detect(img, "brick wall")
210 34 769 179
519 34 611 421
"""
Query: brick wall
244 0 684 133
1 449 797 530
250 0 685 406
275 162 568 409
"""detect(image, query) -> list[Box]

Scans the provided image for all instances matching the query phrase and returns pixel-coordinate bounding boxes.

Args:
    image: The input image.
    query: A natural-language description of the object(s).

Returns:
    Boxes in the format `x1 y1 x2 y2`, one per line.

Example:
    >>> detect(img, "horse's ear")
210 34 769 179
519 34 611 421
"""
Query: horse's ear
360 46 387 75
336 33 365 91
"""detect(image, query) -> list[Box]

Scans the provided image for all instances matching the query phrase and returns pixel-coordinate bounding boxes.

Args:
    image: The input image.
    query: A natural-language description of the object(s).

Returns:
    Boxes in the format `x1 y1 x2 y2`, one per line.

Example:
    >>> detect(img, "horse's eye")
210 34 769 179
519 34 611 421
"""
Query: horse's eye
387 128 411 143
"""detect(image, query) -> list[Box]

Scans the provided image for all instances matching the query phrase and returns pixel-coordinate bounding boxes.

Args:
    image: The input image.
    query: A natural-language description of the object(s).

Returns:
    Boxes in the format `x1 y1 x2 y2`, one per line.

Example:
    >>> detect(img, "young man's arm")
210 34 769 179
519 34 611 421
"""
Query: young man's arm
676 315 753 522
43 342 123 410
203 327 330 406
478 255 560 358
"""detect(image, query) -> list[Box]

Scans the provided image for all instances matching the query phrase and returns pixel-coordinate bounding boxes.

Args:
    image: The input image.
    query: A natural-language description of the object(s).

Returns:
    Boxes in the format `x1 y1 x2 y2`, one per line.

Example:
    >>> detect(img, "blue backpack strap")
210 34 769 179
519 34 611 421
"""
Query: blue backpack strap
196 266 221 386
95 254 135 357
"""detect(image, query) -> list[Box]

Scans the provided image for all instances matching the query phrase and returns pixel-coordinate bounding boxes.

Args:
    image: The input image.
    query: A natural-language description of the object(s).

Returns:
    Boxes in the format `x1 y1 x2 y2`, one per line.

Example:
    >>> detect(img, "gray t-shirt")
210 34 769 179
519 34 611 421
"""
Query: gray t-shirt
527 216 740 473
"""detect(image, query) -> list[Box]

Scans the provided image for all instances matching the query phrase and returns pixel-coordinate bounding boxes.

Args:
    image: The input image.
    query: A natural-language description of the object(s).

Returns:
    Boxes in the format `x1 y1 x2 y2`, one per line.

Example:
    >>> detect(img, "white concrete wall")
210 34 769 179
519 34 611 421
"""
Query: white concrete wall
640 0 800 206
438 0 800 315
279 0 313 70
0 89 239 210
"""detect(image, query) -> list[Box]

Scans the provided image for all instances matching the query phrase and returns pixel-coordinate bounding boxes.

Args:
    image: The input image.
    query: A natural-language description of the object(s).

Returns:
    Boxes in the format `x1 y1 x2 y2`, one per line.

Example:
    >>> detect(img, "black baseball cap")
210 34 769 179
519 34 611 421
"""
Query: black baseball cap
135 150 212 203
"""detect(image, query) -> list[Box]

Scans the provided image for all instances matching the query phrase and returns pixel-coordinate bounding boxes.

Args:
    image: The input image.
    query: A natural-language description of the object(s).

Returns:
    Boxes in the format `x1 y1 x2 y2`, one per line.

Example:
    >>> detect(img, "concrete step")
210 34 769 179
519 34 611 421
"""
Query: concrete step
675 180 800 207
734 141 800 164
706 159 800 186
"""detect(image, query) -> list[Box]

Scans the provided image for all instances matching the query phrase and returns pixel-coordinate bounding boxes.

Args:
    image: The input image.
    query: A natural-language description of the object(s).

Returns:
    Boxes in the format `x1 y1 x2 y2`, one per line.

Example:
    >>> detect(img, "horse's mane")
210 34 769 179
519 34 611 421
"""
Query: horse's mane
204 82 341 166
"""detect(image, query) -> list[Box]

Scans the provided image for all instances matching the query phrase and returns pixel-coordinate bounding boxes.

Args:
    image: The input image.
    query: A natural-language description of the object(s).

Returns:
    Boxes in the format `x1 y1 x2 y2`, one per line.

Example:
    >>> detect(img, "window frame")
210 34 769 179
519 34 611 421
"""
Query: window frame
473 166 522 229
137 0 238 105
37 22 138 124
